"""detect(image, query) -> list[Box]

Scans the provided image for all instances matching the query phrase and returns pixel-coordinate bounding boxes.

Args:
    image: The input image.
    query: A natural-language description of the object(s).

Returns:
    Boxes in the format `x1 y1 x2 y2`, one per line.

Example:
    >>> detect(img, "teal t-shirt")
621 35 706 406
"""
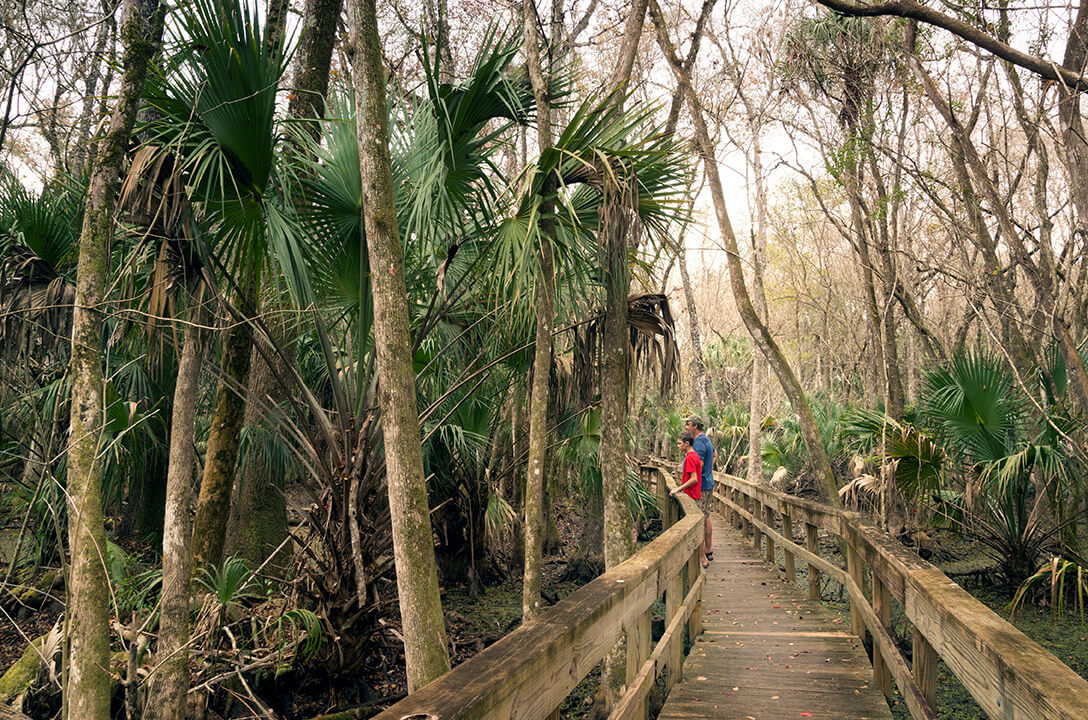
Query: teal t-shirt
693 433 714 490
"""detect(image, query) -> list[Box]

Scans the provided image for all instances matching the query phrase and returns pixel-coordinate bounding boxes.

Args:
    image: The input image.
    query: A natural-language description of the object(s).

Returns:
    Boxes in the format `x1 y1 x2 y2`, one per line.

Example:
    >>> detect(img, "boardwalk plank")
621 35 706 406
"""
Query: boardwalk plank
657 514 894 720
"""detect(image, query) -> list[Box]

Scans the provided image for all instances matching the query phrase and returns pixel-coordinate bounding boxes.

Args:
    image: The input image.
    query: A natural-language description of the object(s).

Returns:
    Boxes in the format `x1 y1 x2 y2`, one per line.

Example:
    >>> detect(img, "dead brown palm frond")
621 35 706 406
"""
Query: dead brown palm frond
118 142 206 361
838 473 881 511
0 250 75 367
573 291 679 402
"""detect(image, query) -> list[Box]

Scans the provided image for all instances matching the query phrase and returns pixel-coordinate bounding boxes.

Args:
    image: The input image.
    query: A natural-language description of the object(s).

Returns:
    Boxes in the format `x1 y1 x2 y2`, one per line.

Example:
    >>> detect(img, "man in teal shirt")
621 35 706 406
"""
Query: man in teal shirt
686 416 715 563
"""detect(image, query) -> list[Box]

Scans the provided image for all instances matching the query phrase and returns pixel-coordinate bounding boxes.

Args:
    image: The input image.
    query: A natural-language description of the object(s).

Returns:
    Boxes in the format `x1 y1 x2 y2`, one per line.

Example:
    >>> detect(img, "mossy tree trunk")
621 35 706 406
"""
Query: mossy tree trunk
598 4 650 714
747 128 770 485
350 0 450 691
144 292 209 720
520 0 556 624
189 278 257 574
225 314 290 571
226 0 342 570
288 0 344 129
65 1 162 718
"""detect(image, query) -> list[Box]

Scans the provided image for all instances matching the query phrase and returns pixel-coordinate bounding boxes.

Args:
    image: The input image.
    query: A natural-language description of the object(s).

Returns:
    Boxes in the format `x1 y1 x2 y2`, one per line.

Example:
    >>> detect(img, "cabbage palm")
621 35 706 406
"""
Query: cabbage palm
918 351 1083 583
222 27 543 680
140 0 292 572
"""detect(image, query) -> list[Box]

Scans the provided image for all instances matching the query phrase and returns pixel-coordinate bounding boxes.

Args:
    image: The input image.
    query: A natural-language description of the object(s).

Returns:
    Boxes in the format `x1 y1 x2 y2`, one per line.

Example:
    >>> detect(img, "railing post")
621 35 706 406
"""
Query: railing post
913 630 940 717
687 549 702 638
625 604 652 720
764 503 775 564
741 493 750 537
913 628 938 714
751 499 762 550
657 469 671 530
872 572 893 702
806 522 820 600
846 537 865 638
665 572 683 691
782 511 796 585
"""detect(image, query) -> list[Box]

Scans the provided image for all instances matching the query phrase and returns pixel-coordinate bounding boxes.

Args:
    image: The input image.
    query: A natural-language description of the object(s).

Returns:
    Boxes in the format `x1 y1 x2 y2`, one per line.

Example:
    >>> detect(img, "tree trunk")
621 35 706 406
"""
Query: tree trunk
190 279 256 574
144 291 208 720
908 38 1088 417
597 5 649 714
675 238 709 416
266 0 290 59
224 319 290 571
599 0 647 572
863 150 905 419
520 0 556 624
650 0 841 505
288 0 345 126
351 0 450 691
748 125 770 485
601 202 634 571
65 2 162 719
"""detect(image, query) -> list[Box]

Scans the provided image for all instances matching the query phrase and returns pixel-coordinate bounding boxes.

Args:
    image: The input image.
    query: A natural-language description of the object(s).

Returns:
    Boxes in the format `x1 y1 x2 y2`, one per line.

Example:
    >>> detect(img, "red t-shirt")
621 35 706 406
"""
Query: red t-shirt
681 450 702 500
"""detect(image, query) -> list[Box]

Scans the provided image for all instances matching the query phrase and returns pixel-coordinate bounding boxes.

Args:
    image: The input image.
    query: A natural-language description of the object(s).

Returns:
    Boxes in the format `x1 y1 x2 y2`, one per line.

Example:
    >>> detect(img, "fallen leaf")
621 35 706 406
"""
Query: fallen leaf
801 713 814 717
772 695 779 700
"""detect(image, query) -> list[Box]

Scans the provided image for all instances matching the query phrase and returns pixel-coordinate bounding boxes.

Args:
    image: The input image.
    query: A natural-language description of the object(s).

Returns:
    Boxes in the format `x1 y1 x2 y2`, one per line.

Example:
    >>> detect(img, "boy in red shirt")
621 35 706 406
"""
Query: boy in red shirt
671 432 702 501
671 432 709 566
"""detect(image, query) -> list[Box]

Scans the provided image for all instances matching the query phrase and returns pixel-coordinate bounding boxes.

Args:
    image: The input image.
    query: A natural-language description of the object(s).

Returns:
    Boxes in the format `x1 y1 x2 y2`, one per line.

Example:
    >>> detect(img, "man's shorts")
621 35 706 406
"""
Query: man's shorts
698 492 714 517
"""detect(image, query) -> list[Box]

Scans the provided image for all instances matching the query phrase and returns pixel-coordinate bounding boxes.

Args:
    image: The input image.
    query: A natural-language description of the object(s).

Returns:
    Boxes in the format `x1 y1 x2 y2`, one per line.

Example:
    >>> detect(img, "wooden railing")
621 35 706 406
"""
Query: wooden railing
370 463 703 720
713 472 1088 720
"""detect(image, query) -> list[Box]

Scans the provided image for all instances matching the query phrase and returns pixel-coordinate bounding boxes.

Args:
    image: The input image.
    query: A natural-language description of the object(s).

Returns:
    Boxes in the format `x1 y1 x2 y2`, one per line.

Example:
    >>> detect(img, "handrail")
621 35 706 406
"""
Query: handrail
368 463 704 720
713 471 1088 720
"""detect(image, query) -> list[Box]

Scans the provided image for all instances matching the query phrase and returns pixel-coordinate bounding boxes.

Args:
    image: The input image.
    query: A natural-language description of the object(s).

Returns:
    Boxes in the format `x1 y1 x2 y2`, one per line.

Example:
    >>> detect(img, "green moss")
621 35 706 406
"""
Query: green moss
0 636 44 702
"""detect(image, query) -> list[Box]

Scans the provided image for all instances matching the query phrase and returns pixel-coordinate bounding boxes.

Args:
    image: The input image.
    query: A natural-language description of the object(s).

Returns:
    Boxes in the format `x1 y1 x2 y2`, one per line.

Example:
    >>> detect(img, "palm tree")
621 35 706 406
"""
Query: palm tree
140 0 291 573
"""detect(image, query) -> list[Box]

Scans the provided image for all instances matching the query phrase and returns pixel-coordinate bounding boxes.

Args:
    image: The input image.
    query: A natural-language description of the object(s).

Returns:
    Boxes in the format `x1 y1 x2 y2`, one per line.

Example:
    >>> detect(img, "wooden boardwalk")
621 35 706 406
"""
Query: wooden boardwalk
659 513 894 720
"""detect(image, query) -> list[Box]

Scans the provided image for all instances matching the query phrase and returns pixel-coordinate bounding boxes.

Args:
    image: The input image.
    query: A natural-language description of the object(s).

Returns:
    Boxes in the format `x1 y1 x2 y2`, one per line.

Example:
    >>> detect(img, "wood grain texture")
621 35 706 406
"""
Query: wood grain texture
713 471 1088 720
370 465 703 720
657 516 894 720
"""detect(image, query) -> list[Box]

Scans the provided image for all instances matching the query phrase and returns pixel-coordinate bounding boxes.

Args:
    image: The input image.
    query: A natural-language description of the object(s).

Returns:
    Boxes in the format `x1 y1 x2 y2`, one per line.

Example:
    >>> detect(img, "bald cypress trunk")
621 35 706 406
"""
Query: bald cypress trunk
351 0 450 690
65 1 162 718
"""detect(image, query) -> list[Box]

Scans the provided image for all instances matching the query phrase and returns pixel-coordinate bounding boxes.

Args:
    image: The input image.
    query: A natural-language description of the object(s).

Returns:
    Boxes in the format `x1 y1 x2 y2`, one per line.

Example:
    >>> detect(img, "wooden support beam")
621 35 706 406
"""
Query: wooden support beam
687 550 702 638
665 573 684 691
657 469 670 530
751 499 762 550
872 573 892 702
846 537 865 638
806 522 820 601
913 627 937 714
782 512 796 585
623 605 652 720
764 503 775 564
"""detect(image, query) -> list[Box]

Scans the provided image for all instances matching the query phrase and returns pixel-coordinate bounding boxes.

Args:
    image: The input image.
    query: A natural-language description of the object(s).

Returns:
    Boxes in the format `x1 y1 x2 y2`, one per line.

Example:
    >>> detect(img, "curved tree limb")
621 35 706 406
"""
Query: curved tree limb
813 0 1088 92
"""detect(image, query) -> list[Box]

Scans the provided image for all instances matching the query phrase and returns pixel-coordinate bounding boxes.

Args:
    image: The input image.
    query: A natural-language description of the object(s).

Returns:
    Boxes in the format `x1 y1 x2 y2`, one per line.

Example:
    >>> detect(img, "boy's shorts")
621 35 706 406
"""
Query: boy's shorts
699 492 714 516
